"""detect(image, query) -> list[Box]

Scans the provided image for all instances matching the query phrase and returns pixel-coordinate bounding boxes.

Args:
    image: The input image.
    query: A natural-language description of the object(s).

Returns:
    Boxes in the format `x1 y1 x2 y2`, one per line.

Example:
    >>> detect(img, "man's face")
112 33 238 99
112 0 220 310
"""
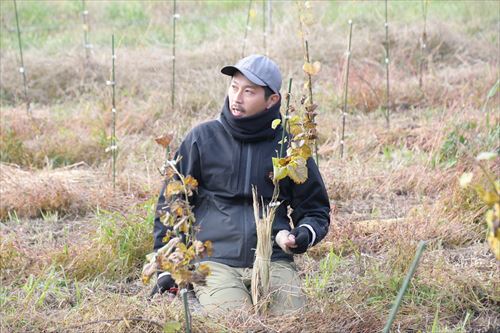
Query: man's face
227 72 272 118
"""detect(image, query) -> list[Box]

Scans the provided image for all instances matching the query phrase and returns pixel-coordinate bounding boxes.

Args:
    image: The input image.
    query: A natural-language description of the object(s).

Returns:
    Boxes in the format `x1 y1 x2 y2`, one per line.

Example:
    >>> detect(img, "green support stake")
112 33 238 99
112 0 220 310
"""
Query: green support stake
181 288 192 333
382 240 428 333
13 0 30 115
171 0 177 110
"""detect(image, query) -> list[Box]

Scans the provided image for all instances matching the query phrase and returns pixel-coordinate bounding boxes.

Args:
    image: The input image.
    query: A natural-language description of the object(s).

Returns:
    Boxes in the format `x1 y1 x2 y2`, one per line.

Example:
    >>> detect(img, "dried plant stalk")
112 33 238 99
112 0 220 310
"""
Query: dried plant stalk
251 186 276 314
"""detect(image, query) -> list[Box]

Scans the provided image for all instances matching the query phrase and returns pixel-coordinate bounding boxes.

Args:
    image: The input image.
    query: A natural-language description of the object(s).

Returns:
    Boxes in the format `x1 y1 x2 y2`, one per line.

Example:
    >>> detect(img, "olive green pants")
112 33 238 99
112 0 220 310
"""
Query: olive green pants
193 260 306 315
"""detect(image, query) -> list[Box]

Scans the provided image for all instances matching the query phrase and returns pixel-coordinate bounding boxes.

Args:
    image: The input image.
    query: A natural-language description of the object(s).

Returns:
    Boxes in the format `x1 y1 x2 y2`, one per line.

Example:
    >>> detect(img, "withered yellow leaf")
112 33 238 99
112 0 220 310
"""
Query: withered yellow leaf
272 157 289 181
166 181 184 197
303 61 321 76
184 175 198 189
287 157 308 184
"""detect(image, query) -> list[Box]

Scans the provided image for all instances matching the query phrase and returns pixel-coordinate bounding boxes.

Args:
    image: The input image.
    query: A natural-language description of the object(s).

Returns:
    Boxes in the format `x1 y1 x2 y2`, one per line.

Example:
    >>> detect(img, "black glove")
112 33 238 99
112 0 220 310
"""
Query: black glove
150 273 177 297
289 227 312 254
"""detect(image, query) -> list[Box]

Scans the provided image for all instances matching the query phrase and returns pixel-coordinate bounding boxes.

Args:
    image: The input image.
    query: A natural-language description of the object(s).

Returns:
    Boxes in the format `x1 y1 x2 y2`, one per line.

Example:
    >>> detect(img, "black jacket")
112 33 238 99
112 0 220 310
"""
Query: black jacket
153 98 330 268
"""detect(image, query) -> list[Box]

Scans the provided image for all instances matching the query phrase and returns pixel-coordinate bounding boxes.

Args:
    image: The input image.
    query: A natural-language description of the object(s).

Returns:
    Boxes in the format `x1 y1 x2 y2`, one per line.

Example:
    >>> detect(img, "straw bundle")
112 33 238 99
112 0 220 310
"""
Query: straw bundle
251 186 277 314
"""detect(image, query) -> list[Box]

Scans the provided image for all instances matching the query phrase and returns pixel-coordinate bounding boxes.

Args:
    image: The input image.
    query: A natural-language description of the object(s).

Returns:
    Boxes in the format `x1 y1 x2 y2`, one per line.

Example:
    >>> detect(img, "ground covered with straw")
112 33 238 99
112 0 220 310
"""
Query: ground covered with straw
1 1 499 332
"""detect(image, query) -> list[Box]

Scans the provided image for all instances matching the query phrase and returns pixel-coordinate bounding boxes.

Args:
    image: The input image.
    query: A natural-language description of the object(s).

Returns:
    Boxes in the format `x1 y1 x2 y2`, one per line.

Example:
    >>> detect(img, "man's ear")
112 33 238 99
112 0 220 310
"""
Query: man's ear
266 94 280 109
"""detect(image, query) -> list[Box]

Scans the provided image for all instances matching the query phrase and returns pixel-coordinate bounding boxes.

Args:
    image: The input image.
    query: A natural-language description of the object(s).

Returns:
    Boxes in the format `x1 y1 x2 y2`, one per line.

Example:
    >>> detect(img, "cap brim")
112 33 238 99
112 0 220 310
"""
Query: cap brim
221 66 267 87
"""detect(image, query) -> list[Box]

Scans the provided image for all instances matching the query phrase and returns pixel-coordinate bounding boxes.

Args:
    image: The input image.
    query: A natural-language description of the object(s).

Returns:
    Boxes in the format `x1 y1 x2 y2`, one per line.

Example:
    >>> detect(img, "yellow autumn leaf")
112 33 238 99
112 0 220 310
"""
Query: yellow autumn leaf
184 175 198 189
166 181 184 197
203 240 213 256
303 80 310 90
287 157 308 184
303 61 321 76
272 157 289 181
477 187 499 206
141 261 158 285
293 145 312 160
271 118 281 130
198 263 211 275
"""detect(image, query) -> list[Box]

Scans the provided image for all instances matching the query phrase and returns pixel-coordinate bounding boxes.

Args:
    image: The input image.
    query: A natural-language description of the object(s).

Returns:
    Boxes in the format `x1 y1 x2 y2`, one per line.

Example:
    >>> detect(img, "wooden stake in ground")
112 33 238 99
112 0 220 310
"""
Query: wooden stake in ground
241 0 253 57
13 0 30 115
106 35 117 191
171 0 178 110
383 0 391 129
340 20 353 159
419 0 428 89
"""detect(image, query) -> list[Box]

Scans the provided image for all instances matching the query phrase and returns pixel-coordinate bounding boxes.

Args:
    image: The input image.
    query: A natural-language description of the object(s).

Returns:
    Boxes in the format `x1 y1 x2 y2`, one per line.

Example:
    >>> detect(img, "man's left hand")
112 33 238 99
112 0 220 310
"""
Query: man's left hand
280 227 311 254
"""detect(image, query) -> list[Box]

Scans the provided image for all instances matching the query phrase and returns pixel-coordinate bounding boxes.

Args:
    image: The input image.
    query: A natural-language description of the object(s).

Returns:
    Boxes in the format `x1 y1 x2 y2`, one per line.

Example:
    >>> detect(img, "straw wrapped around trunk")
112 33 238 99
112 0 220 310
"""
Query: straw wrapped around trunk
251 186 276 314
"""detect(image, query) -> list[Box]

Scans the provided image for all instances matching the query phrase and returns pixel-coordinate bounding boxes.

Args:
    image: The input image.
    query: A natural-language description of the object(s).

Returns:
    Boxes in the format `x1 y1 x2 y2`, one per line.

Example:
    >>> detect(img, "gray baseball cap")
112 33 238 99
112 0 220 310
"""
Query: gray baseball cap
221 54 282 94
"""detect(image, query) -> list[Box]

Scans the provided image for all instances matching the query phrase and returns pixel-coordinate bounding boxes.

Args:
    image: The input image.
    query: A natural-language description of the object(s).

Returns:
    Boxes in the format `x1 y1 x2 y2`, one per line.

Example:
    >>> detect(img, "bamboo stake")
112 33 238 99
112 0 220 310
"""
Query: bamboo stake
109 35 117 191
382 241 428 333
81 0 92 64
171 0 177 109
262 0 267 55
13 0 30 115
267 0 272 34
383 0 390 129
340 20 353 159
242 0 253 58
180 289 192 333
418 0 428 89
304 40 318 166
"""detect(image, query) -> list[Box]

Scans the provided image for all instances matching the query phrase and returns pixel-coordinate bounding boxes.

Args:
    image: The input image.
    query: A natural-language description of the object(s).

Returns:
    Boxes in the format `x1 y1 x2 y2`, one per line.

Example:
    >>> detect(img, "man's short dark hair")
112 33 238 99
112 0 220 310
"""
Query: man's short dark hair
264 86 274 100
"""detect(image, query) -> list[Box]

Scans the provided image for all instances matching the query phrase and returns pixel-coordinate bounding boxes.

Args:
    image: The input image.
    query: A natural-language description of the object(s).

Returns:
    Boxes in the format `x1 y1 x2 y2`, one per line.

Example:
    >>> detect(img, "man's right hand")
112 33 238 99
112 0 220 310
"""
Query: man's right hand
150 272 178 297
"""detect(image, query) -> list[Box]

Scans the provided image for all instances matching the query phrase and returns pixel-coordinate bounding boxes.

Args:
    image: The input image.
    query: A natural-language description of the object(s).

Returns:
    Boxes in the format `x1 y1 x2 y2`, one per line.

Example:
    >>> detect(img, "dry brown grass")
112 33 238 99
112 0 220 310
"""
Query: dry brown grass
0 163 151 220
1 2 499 332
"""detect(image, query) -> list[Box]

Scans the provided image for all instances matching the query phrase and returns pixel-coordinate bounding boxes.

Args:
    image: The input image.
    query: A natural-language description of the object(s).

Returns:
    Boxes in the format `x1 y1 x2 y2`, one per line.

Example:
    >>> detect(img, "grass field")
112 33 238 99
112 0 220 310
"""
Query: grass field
1 1 499 332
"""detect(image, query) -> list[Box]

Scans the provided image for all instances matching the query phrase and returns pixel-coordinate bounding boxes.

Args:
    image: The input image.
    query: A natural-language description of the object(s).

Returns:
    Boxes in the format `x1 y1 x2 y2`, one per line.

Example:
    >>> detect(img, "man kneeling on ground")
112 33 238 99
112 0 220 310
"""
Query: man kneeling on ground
151 54 331 315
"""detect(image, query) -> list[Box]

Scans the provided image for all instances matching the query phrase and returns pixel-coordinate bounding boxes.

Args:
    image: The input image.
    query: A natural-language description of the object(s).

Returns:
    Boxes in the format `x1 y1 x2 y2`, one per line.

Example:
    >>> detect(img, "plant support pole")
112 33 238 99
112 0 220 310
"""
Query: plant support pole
111 35 117 191
13 0 30 115
419 0 428 89
384 0 390 129
267 0 272 34
242 0 253 58
181 289 192 333
171 0 177 109
262 0 266 55
305 40 318 166
382 240 428 333
340 20 353 159
81 0 91 63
